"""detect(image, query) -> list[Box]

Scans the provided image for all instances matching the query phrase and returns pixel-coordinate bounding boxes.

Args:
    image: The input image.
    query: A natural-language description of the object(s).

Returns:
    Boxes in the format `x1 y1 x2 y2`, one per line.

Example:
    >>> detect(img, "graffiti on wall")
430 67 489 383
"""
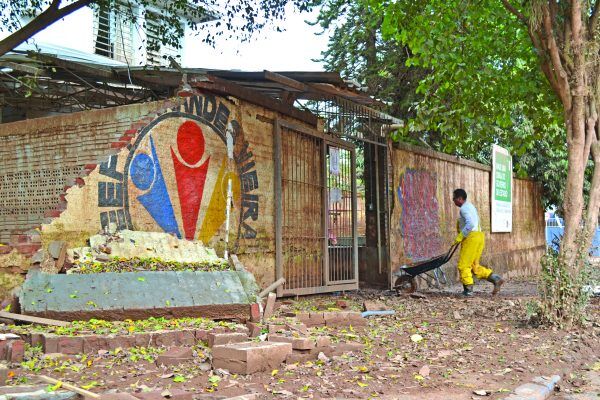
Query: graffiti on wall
397 169 442 261
97 94 260 244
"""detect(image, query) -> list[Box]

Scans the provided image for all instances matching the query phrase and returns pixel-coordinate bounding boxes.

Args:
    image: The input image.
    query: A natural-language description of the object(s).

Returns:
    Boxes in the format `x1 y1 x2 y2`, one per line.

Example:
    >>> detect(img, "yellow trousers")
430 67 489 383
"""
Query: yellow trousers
457 231 493 285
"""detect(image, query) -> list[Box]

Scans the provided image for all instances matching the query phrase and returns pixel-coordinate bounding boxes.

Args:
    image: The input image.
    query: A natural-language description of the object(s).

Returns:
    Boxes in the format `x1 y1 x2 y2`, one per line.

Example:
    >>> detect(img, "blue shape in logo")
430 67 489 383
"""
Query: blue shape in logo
130 136 181 238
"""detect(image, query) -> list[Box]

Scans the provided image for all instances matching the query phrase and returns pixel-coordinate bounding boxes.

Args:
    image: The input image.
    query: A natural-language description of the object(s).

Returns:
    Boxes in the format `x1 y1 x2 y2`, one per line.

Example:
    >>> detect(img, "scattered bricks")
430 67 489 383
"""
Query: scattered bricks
246 322 262 338
286 350 315 364
335 300 348 309
208 332 248 348
233 325 250 335
83 335 108 354
153 331 179 347
175 330 196 346
194 329 209 342
263 292 277 320
155 347 193 366
132 389 193 400
30 333 44 348
295 312 310 326
106 335 135 350
42 335 59 353
268 334 315 351
249 303 261 322
57 336 83 355
323 311 366 327
133 333 153 348
363 300 389 312
268 324 286 334
212 341 292 375
6 340 25 362
346 312 367 327
315 336 332 348
308 312 325 327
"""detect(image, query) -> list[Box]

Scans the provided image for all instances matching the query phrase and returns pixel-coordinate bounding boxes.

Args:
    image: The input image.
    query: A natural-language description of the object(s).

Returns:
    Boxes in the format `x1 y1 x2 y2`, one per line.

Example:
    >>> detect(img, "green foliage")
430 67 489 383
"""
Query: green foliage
0 0 316 59
318 0 571 209
527 235 593 328
70 256 230 274
7 316 237 336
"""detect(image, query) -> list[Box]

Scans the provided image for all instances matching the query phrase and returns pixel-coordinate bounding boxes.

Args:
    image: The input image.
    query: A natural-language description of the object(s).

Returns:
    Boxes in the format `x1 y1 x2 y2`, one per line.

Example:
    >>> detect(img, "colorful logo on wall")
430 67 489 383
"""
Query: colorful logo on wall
96 94 260 244
397 169 442 261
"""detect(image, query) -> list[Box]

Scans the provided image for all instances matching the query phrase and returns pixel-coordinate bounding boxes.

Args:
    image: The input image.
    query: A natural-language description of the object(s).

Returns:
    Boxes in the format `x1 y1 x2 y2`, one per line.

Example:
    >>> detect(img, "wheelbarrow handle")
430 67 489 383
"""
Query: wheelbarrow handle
442 242 460 263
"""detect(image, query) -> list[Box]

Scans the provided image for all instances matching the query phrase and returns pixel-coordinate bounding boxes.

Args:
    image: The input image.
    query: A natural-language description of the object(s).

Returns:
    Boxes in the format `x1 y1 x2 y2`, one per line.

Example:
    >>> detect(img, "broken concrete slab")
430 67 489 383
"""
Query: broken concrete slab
212 341 292 374
19 269 259 321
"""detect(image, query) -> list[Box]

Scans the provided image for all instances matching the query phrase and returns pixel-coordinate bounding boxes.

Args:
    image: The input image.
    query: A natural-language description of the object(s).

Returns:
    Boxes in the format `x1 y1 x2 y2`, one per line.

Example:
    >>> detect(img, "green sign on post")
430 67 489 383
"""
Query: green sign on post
491 145 512 232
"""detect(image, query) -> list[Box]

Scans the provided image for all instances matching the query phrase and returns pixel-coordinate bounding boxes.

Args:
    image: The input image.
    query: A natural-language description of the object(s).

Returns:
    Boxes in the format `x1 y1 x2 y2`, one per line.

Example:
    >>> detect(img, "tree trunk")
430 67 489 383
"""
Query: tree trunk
0 0 92 58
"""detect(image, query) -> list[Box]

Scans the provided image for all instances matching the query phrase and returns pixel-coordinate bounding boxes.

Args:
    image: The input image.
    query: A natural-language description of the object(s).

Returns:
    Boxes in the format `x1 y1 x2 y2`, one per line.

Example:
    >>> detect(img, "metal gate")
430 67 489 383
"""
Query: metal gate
274 119 358 296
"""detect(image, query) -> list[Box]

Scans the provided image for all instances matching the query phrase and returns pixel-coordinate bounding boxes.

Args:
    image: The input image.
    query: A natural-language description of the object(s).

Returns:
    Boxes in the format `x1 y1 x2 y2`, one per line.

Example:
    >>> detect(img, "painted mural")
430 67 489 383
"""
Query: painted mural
397 168 442 261
96 94 260 245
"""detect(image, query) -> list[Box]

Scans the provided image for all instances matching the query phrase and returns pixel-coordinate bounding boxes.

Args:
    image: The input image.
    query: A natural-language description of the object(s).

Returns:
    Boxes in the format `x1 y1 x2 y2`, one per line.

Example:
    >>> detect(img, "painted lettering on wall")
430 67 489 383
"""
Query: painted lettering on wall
397 169 442 261
97 94 260 245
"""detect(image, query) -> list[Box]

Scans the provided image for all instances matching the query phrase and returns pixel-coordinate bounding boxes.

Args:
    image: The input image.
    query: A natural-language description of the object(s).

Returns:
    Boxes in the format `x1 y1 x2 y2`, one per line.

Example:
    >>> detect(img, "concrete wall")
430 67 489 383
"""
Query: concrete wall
0 93 303 287
390 142 546 281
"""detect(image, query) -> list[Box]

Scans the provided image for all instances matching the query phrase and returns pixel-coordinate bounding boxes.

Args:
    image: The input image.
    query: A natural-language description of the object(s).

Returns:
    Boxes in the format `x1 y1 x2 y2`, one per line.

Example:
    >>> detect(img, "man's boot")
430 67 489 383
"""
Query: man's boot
462 285 474 297
487 273 505 295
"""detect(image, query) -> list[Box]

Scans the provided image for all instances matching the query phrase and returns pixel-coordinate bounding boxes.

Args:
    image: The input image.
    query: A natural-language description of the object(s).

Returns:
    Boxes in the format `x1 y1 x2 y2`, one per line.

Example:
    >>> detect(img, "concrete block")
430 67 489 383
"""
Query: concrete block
212 341 292 374
156 347 193 366
208 332 248 348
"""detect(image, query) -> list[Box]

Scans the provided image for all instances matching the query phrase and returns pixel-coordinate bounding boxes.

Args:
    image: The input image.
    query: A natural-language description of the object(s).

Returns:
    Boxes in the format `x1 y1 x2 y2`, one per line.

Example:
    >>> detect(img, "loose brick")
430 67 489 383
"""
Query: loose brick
315 336 332 348
363 300 389 312
207 332 248 348
153 331 179 347
249 303 261 322
30 333 44 348
155 347 193 366
175 330 196 346
268 334 315 351
194 329 209 342
308 312 325 327
83 335 108 353
133 333 153 348
212 341 292 374
106 335 135 350
7 340 25 362
42 335 59 353
246 322 262 338
286 350 315 364
57 336 83 355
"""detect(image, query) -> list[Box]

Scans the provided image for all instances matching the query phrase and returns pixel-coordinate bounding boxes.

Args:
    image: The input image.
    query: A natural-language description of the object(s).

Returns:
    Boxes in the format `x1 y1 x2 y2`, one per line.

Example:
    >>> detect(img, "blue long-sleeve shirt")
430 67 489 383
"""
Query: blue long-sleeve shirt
458 201 481 237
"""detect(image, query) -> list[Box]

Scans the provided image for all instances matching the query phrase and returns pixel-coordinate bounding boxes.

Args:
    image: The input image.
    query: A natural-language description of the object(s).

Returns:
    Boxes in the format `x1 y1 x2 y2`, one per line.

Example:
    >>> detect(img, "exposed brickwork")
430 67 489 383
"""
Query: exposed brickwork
0 101 176 245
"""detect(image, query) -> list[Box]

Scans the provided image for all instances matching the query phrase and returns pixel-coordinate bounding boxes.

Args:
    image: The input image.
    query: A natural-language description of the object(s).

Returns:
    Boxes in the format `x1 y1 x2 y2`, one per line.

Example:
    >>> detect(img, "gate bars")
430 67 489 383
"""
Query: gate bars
274 119 358 296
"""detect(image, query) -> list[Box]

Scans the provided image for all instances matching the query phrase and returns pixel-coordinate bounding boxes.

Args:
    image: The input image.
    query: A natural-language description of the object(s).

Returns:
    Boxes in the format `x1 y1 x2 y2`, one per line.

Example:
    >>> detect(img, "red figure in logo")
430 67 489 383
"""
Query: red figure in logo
171 121 210 240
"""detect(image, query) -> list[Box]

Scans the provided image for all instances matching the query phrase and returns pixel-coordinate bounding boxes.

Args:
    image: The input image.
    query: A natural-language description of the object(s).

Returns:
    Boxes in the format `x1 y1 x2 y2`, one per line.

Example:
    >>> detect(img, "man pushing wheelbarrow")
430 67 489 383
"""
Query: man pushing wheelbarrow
394 189 505 297
452 188 504 296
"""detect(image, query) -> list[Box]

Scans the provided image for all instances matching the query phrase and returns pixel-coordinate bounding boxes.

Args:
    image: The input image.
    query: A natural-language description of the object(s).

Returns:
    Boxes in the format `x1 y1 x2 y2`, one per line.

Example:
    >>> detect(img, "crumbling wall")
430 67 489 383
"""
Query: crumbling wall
390 141 546 280
0 93 300 288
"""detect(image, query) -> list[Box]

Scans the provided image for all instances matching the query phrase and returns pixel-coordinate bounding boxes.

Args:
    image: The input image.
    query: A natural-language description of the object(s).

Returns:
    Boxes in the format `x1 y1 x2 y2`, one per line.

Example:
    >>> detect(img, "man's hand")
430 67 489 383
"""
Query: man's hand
454 232 464 244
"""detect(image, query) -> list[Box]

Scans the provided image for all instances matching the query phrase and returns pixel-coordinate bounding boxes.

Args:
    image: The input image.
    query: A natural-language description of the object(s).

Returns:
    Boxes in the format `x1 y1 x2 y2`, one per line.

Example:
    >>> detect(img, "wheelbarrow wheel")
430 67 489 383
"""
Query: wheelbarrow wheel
394 275 418 294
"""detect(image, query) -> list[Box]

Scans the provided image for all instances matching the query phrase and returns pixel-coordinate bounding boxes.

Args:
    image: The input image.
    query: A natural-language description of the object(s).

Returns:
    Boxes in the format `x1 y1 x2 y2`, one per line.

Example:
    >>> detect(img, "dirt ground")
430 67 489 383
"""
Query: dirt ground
4 278 600 399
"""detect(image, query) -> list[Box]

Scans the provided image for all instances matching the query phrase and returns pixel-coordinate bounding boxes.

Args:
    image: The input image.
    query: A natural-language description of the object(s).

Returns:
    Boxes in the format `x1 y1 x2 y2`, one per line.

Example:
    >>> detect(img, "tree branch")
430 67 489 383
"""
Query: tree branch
500 0 528 26
542 4 572 111
0 0 93 58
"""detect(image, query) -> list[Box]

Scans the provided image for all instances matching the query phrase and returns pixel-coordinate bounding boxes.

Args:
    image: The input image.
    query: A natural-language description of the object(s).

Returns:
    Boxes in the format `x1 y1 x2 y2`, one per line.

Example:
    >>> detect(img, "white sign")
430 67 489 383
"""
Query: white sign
491 144 513 232
330 147 340 176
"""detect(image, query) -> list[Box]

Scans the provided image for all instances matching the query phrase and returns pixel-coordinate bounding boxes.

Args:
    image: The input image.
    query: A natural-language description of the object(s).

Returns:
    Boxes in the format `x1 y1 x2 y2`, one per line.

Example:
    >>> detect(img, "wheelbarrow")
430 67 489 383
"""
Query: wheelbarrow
392 243 460 294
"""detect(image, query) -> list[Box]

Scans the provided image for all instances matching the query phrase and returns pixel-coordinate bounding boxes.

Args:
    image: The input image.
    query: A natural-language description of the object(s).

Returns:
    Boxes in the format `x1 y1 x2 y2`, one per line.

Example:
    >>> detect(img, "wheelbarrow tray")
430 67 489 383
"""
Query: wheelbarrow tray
400 254 451 277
